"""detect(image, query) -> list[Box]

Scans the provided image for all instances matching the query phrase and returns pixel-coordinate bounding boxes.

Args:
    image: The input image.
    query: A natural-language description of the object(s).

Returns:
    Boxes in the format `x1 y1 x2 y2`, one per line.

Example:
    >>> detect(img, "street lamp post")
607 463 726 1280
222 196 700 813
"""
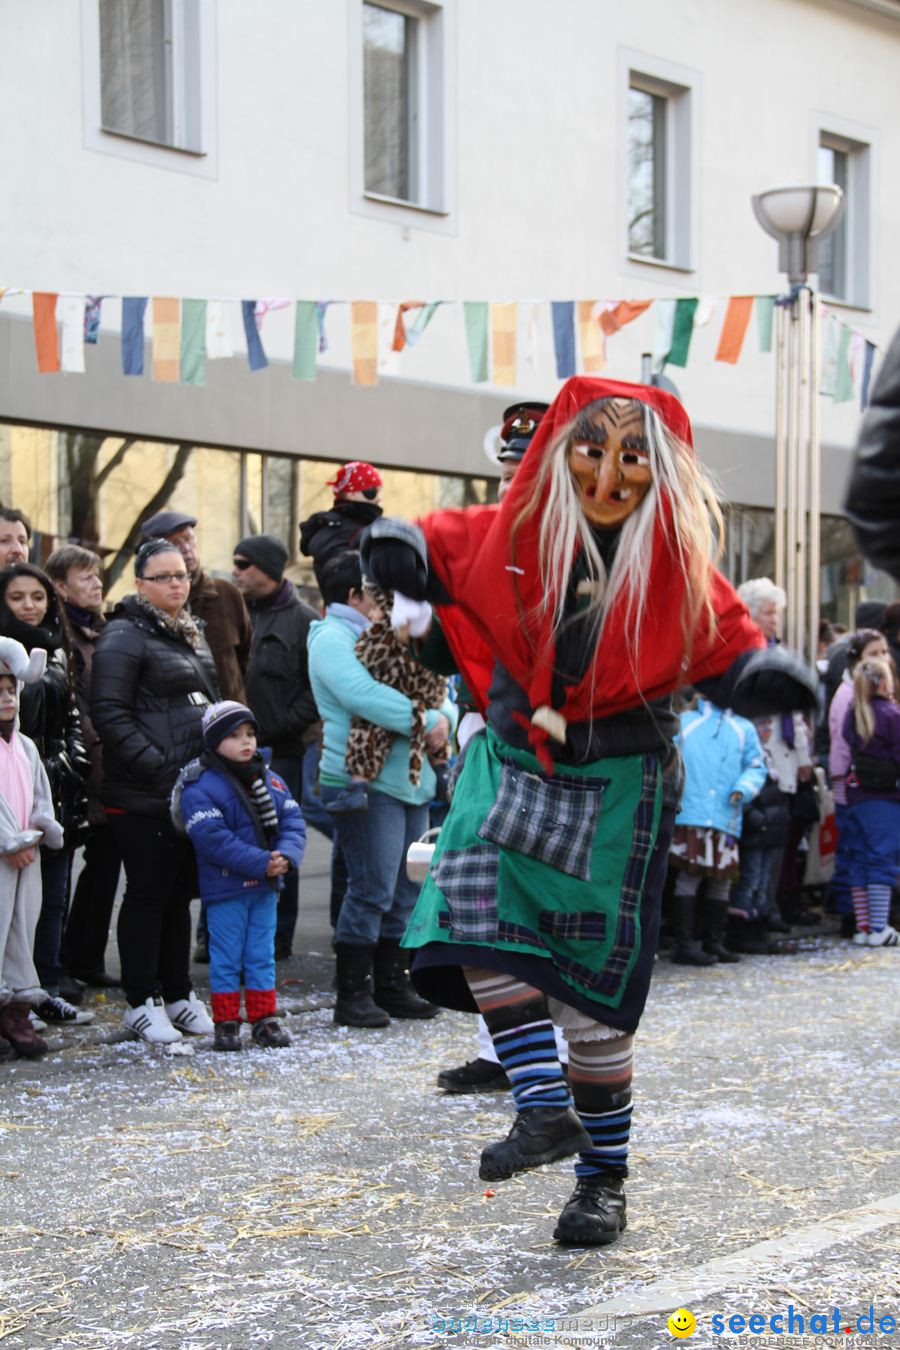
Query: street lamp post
751 184 845 658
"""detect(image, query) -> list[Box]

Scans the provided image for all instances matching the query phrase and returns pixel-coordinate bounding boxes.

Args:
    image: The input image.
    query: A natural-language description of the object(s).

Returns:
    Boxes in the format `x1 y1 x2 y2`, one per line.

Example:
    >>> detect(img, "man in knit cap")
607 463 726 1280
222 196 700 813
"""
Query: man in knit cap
232 535 321 957
299 461 384 588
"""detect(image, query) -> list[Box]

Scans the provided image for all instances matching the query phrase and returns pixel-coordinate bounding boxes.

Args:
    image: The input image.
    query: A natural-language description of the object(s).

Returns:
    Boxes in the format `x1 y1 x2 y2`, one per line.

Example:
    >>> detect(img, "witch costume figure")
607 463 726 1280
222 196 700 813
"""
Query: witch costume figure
362 377 816 1247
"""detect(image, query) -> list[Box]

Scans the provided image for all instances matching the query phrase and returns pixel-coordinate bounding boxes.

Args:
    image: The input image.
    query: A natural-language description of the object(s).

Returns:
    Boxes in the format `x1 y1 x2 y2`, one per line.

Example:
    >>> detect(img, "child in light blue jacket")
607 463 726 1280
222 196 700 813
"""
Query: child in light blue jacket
669 699 767 966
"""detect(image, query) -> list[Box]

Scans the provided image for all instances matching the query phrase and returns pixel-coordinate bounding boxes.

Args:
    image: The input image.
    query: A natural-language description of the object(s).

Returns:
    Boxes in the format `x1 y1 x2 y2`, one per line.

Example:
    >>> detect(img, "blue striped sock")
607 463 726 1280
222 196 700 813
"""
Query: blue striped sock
492 1020 572 1111
574 1104 632 1178
868 884 892 932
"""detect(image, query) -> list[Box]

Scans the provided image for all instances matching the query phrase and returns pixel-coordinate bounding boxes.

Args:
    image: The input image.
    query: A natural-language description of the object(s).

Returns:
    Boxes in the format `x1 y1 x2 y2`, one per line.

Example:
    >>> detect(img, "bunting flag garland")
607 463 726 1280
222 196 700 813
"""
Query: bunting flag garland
860 340 876 410
551 301 576 378
577 301 606 372
10 287 885 400
491 302 517 385
715 296 754 364
84 296 103 344
463 302 489 382
667 297 699 368
241 299 268 371
756 296 775 354
598 298 652 336
59 296 86 373
152 297 181 382
350 300 378 386
180 299 207 386
32 292 60 373
121 297 148 376
293 300 319 380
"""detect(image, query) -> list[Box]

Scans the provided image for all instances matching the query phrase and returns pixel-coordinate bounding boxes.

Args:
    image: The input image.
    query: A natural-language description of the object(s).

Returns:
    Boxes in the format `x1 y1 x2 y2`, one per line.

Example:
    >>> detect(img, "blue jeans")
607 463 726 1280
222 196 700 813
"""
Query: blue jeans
322 784 429 946
301 742 335 840
731 847 771 920
33 846 73 996
830 802 853 915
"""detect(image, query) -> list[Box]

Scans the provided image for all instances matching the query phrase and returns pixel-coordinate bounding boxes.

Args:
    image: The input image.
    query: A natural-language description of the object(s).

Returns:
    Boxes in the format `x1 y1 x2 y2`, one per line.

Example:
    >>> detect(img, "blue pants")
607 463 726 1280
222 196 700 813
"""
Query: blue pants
322 785 429 945
207 889 277 994
830 801 853 915
731 847 771 920
843 799 900 890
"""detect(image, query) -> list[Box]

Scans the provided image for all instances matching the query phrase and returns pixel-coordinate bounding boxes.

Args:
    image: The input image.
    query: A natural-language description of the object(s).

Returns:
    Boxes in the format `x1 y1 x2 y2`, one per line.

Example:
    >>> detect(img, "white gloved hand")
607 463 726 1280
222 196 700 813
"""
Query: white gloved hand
391 592 433 638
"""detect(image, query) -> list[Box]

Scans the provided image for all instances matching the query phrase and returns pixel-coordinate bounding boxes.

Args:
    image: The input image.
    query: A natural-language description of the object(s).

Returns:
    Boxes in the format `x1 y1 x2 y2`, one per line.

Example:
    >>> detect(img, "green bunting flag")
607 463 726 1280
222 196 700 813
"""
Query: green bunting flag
833 324 854 403
666 298 699 367
180 299 207 386
293 301 318 380
756 296 775 354
464 301 489 383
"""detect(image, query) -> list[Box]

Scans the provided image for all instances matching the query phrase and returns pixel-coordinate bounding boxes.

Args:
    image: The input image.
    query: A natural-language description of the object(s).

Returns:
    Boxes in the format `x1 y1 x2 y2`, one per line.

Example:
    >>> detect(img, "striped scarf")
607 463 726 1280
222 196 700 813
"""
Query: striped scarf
212 751 279 845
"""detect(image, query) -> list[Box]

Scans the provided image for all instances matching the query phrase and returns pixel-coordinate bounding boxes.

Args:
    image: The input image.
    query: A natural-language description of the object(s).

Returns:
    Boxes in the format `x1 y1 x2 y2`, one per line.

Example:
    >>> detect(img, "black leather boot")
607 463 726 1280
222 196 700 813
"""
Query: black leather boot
479 1107 591 1182
333 943 391 1028
670 893 716 965
702 898 740 963
373 939 440 1019
553 1172 627 1246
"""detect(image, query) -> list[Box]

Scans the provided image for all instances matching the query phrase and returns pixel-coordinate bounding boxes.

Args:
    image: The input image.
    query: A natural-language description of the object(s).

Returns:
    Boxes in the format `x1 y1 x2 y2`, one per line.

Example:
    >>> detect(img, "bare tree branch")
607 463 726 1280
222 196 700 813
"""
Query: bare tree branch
104 443 195 592
94 436 138 492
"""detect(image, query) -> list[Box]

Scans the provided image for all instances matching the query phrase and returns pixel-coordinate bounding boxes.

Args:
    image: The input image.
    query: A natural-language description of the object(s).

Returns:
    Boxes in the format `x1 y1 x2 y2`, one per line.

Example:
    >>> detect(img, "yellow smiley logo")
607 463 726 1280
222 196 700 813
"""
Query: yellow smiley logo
668 1307 697 1337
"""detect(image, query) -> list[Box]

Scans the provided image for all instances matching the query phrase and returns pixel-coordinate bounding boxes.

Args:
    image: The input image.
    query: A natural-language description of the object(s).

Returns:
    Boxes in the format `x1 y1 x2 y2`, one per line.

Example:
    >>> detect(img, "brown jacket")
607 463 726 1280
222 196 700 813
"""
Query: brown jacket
189 571 251 702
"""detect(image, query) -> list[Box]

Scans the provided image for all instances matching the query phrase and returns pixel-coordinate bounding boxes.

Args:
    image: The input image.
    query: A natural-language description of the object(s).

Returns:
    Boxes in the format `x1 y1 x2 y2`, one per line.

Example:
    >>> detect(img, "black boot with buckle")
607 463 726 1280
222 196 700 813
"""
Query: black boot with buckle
333 943 391 1028
553 1171 627 1246
373 939 440 1019
479 1106 591 1182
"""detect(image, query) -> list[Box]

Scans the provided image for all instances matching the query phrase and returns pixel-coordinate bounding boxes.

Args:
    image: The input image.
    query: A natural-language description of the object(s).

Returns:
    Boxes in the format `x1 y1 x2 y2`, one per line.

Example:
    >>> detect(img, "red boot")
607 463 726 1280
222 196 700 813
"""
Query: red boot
0 1001 49 1058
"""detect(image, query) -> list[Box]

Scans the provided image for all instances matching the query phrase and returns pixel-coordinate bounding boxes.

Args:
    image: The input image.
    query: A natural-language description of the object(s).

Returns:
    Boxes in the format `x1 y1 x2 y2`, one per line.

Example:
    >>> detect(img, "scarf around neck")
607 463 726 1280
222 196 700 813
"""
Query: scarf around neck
135 594 203 649
211 749 279 845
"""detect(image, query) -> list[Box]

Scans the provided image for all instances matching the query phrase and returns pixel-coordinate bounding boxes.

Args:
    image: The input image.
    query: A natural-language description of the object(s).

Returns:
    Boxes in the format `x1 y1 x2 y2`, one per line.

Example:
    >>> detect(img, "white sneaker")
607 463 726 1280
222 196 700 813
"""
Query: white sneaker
124 997 183 1044
852 930 870 946
868 925 900 947
165 991 214 1035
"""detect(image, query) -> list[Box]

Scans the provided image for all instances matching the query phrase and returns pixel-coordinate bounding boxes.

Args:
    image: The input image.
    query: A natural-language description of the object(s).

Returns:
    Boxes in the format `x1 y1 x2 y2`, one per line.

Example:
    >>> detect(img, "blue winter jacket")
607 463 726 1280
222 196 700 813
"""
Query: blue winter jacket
174 751 307 904
675 700 767 837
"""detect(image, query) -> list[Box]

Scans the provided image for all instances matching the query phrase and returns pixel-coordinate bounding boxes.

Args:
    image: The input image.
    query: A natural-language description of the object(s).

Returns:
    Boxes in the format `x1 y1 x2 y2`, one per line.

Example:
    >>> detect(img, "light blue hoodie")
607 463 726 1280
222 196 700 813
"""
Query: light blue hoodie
307 606 457 807
675 699 767 836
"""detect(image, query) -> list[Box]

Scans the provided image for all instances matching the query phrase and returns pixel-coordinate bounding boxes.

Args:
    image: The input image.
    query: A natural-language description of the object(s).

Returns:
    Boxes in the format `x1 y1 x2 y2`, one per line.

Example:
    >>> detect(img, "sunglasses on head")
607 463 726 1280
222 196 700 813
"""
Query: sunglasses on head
361 486 380 501
232 558 252 570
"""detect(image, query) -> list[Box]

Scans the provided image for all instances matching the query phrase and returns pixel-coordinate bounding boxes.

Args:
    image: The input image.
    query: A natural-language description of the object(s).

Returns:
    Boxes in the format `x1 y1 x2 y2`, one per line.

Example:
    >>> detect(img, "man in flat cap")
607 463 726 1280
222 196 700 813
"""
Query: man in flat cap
141 509 251 703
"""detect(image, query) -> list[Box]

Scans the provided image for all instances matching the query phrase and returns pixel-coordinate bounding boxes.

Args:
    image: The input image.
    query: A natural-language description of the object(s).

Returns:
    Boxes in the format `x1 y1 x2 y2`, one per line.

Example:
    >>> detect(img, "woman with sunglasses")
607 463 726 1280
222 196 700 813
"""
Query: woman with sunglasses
91 540 220 1044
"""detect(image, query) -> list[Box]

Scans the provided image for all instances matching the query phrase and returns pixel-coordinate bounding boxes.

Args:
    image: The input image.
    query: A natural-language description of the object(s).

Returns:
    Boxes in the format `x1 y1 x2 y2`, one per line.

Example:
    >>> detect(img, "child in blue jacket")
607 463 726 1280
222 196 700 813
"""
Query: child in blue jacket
174 701 307 1051
669 699 767 966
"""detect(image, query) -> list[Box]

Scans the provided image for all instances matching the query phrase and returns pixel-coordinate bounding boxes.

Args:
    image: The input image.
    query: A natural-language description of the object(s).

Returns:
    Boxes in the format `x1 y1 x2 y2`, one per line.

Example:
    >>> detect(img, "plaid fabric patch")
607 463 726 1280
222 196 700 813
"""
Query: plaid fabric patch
590 754 660 998
431 845 500 942
477 763 609 881
539 910 607 943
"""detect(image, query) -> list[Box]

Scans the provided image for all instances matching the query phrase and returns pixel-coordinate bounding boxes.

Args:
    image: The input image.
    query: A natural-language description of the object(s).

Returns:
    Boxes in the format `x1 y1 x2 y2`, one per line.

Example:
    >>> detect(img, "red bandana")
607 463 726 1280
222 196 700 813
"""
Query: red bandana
326 461 383 496
419 377 763 757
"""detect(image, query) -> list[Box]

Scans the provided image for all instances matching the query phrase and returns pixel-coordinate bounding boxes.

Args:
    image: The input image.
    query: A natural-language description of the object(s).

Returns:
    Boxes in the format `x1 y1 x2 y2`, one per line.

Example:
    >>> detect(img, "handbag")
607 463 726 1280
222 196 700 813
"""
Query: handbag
851 753 900 792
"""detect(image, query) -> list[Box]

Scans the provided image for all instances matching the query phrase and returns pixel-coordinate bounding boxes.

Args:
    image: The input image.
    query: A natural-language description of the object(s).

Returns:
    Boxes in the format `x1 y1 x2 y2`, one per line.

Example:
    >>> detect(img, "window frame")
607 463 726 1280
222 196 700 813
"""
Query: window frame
349 0 456 232
81 0 218 179
815 121 872 311
618 48 699 275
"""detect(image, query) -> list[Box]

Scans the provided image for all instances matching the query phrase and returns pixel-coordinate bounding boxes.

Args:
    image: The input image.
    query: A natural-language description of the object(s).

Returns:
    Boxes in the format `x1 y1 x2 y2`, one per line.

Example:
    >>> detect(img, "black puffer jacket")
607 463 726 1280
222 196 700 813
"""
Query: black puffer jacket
91 597 220 815
741 776 790 852
846 324 900 582
299 499 382 585
245 581 320 756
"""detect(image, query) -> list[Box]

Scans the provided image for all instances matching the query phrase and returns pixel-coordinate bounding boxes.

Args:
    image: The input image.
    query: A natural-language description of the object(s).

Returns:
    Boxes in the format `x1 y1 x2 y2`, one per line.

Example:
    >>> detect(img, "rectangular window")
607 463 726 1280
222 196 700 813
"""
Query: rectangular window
817 132 870 306
624 64 694 270
364 2 418 201
99 0 203 152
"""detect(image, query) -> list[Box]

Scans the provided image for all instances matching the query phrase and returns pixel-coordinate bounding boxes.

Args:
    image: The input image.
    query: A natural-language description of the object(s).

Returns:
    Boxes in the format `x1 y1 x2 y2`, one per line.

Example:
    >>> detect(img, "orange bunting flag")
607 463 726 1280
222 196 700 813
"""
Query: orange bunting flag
32 292 60 373
351 301 379 386
577 301 606 373
715 296 755 364
152 297 181 382
598 298 653 336
491 302 517 385
392 301 425 352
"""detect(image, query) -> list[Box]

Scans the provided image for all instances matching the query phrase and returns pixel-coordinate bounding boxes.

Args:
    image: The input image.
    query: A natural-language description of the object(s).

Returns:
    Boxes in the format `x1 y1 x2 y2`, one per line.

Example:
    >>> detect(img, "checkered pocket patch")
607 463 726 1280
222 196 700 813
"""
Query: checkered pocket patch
477 762 609 881
431 845 500 942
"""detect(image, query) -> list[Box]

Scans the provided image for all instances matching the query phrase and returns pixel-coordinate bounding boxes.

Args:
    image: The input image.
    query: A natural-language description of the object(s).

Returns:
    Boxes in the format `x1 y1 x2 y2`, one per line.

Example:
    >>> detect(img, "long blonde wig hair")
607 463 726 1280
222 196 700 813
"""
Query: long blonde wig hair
509 399 724 666
852 656 896 744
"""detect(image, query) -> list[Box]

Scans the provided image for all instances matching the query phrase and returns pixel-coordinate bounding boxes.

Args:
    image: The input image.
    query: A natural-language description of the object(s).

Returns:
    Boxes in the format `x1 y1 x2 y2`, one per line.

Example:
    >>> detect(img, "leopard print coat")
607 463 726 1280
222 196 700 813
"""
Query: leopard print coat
346 586 449 786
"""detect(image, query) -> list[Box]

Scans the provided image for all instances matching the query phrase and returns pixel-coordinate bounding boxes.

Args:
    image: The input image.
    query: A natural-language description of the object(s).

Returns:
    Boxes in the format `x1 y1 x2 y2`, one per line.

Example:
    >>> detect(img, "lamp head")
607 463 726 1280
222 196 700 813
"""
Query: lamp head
751 184 845 285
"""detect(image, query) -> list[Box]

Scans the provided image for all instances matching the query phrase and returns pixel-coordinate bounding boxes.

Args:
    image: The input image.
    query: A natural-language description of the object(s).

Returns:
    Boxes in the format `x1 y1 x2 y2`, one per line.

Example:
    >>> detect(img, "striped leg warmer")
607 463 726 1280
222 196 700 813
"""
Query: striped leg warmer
463 967 571 1111
852 886 870 933
867 884 892 934
567 1033 634 1178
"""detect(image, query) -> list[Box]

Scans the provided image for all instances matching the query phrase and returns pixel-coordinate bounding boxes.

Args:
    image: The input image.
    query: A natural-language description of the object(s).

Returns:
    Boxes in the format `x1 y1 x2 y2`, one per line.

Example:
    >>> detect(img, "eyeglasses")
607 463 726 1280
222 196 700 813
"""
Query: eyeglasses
142 572 189 584
232 558 252 570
